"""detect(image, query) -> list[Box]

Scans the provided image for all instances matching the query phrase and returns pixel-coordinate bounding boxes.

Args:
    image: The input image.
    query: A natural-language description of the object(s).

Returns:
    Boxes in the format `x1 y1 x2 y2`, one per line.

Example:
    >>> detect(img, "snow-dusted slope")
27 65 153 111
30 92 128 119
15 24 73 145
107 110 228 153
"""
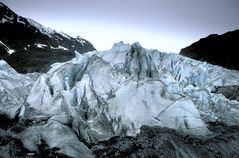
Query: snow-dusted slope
0 2 95 73
1 42 239 157
27 18 56 37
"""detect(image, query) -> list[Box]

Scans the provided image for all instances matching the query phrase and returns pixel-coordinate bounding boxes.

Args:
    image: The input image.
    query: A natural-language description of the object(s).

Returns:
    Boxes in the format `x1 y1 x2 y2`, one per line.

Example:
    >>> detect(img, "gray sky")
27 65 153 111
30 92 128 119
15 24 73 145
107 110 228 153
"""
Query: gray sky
1 0 239 53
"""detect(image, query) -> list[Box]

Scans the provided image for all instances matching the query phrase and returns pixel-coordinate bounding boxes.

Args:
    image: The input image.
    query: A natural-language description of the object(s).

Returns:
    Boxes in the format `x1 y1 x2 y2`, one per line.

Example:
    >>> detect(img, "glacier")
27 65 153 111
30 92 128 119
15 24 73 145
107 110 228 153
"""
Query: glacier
0 60 37 119
1 42 239 157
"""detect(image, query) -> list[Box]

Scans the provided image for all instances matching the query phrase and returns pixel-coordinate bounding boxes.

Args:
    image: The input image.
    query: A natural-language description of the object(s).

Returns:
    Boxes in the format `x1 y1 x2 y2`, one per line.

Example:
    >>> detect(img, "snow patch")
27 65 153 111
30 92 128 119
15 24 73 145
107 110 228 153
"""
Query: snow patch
36 43 47 48
50 45 69 51
1 17 8 23
76 37 86 46
2 15 14 22
7 49 15 54
55 35 63 41
57 45 69 50
17 17 25 25
0 40 15 54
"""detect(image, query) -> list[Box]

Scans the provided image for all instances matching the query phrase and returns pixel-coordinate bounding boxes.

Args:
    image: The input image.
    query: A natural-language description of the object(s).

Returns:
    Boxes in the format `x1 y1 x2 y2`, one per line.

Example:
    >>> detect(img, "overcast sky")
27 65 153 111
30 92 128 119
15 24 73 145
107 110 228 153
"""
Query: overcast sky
1 0 239 53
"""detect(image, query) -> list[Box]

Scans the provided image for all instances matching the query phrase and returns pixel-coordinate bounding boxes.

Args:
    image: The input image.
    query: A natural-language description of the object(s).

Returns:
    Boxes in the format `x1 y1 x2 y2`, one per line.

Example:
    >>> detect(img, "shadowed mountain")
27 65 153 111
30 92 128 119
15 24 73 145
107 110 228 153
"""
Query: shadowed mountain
180 29 239 70
0 2 95 73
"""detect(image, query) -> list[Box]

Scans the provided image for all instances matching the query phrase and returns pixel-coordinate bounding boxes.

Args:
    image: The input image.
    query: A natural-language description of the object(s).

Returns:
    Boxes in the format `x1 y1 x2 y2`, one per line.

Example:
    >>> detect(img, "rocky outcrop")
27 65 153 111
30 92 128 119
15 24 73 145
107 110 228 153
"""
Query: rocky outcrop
93 124 239 158
180 29 239 70
212 85 239 101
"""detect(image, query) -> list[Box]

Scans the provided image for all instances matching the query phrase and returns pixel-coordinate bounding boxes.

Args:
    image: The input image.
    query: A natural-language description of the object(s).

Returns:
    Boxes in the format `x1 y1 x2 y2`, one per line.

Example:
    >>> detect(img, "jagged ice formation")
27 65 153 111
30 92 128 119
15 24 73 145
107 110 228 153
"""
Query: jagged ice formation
1 42 239 157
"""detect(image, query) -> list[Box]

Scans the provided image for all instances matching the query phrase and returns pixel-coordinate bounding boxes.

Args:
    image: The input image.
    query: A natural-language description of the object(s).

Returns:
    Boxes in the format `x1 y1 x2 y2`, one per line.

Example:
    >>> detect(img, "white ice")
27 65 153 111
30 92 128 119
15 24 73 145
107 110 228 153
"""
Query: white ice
1 42 239 158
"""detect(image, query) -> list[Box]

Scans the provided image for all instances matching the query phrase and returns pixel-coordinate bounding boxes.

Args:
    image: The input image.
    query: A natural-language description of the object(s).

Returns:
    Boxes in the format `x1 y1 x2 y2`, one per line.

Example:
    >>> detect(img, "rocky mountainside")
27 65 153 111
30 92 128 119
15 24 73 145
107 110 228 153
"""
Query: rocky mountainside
0 42 239 157
0 2 95 73
180 29 239 70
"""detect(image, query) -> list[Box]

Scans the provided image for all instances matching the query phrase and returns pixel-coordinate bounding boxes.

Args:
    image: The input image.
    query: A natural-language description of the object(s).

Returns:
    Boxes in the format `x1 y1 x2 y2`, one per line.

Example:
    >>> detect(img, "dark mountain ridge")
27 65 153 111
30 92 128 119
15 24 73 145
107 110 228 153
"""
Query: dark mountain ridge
180 29 239 70
0 2 95 73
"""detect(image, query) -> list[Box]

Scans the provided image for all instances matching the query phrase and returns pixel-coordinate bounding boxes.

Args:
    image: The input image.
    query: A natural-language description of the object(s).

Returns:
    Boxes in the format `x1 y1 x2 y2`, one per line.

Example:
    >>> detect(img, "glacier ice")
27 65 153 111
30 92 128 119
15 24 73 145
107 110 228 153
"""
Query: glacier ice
20 120 93 158
0 60 35 119
26 42 239 140
1 42 239 157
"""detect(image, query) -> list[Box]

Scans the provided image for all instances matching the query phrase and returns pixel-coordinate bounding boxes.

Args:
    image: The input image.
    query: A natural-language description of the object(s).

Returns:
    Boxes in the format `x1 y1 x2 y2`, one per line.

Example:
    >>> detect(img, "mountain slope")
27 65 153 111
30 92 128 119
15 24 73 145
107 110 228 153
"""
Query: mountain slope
1 42 239 157
180 29 239 70
0 2 95 73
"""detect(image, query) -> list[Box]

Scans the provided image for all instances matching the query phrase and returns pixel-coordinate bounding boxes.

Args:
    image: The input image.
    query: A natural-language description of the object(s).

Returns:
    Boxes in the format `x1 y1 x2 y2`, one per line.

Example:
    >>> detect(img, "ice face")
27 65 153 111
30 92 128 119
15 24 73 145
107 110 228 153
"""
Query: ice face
26 42 239 143
1 42 239 157
20 120 94 158
0 60 34 119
